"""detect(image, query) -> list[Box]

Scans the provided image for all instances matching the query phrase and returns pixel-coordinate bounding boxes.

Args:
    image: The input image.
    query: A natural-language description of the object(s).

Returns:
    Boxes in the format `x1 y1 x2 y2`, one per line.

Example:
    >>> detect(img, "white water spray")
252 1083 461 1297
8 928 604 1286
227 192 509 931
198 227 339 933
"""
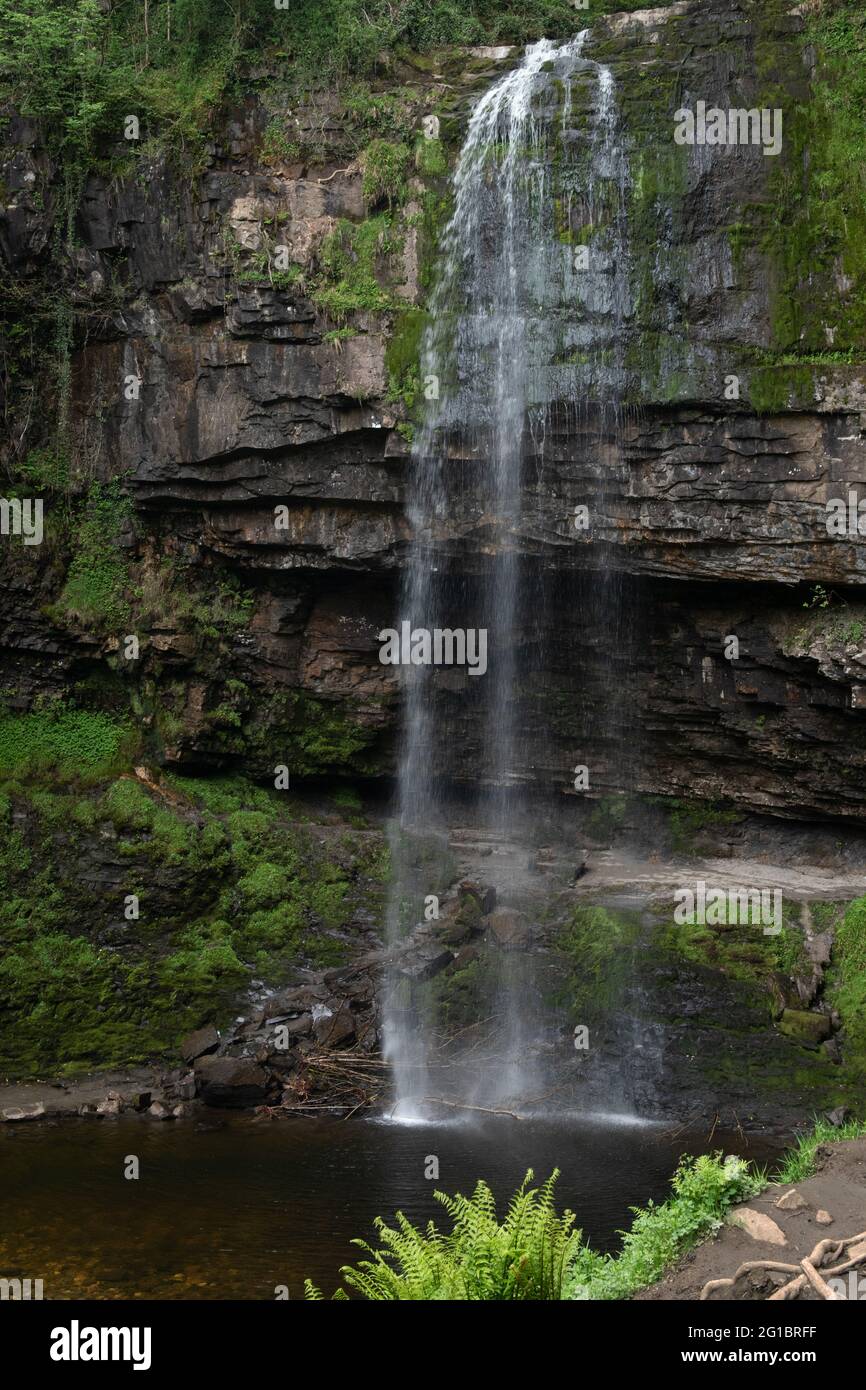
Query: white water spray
384 35 631 1122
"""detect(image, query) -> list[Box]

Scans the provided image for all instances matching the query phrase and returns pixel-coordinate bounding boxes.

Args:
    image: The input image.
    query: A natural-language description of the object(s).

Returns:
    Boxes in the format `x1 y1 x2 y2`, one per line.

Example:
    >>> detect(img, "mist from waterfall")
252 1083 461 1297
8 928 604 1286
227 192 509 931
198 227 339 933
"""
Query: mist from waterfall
383 33 632 1122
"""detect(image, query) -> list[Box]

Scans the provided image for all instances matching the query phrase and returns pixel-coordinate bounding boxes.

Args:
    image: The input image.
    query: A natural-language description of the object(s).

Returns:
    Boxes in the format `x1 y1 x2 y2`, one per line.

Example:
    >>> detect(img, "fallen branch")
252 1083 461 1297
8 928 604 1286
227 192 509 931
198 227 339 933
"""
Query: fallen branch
425 1097 523 1120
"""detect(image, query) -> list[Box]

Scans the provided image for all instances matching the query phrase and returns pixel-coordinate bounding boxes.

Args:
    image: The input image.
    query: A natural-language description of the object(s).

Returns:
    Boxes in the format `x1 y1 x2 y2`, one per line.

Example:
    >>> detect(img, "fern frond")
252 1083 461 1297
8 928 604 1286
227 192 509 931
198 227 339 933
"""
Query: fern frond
307 1169 580 1300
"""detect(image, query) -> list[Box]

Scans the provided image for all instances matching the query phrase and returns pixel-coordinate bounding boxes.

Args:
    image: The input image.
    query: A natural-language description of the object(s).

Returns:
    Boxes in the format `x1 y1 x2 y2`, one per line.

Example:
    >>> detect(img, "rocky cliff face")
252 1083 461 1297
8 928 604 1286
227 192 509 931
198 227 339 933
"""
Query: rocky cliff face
4 1 865 824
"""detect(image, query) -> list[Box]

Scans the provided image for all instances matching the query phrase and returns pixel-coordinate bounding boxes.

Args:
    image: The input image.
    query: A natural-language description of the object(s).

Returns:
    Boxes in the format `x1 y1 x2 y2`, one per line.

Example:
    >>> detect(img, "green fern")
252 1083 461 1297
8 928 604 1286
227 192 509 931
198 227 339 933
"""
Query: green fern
305 1170 582 1301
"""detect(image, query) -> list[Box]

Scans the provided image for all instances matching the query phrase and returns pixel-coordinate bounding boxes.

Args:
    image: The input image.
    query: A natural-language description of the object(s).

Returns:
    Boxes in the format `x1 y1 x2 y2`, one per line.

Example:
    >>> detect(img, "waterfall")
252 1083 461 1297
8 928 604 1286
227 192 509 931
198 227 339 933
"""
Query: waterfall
383 34 631 1122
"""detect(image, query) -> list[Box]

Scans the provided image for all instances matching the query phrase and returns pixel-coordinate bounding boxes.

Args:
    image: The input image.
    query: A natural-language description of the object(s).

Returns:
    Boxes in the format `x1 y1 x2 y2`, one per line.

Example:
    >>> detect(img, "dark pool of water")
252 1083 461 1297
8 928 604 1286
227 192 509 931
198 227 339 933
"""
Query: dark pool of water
0 1113 784 1299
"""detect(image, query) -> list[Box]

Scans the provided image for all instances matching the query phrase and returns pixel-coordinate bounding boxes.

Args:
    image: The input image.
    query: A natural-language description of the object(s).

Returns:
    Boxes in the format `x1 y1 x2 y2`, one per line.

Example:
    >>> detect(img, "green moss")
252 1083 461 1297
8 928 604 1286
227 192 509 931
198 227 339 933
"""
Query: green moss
237 860 293 908
778 1009 830 1046
332 785 363 813
102 778 156 832
312 216 401 322
657 912 807 998
0 706 133 784
385 305 426 410
157 938 248 1009
748 364 816 415
0 773 389 1076
0 933 152 1074
102 777 229 866
241 691 384 778
556 905 642 1024
385 306 426 379
624 118 689 366
429 955 490 1033
230 831 353 967
828 895 866 1082
762 2 866 356
664 799 742 856
169 773 280 818
361 138 411 207
414 133 447 177
57 480 132 632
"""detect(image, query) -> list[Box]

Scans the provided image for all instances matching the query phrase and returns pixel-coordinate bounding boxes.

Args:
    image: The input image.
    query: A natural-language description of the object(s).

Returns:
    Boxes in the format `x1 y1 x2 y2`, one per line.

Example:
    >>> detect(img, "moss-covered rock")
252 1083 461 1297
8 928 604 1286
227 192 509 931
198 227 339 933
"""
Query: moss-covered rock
0 771 389 1078
778 1009 831 1047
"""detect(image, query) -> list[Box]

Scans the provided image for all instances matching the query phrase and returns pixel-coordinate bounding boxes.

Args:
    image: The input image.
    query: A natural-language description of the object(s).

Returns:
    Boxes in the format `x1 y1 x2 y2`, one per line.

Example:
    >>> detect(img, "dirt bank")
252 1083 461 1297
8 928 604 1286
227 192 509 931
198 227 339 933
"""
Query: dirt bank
637 1139 866 1300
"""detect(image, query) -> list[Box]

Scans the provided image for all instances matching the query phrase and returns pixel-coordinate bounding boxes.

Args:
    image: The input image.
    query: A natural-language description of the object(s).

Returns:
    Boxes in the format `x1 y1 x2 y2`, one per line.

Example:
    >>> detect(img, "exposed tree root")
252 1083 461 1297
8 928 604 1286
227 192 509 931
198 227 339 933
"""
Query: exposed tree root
700 1230 866 1301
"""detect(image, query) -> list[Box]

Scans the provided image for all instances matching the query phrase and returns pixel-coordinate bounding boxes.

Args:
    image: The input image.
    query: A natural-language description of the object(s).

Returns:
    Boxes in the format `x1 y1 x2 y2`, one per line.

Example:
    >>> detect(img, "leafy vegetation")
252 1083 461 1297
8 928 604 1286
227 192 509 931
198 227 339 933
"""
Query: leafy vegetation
0 771 389 1075
826 894 866 1082
0 0 683 175
130 556 255 645
360 138 411 208
567 1153 764 1299
776 1113 866 1184
312 215 401 321
0 0 251 174
0 704 133 782
260 117 301 166
13 445 70 493
57 479 132 631
305 1154 762 1300
306 1169 582 1300
341 82 421 147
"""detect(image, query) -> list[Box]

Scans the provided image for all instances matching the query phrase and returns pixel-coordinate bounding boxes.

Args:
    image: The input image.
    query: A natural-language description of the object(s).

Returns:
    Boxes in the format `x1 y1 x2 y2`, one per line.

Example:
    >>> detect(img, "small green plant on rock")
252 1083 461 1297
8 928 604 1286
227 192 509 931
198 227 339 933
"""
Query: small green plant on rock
260 118 300 165
360 138 411 208
57 480 132 632
803 583 832 611
312 216 400 322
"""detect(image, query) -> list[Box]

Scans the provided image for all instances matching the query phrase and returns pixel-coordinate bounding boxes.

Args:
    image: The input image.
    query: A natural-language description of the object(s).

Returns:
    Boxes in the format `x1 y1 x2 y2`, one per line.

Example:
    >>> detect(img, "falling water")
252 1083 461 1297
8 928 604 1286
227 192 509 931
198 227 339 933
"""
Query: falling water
384 34 632 1121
